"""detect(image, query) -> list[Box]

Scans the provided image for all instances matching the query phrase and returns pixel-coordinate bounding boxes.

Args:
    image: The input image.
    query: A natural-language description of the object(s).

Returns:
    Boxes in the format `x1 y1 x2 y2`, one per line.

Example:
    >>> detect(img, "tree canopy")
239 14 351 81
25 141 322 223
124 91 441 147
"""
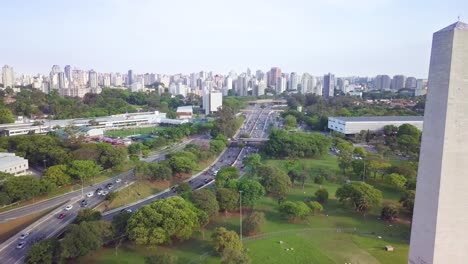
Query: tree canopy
335 182 383 213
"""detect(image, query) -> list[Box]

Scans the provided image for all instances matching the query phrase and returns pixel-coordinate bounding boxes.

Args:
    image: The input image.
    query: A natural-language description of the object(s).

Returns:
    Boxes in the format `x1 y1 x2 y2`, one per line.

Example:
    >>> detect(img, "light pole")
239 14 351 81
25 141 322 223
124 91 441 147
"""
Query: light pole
239 190 243 241
81 176 84 198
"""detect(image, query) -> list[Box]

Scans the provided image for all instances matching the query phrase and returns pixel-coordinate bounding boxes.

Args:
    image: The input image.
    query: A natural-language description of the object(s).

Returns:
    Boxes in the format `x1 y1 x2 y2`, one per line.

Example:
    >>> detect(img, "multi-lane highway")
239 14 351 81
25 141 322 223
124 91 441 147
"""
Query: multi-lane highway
0 105 273 264
0 138 195 224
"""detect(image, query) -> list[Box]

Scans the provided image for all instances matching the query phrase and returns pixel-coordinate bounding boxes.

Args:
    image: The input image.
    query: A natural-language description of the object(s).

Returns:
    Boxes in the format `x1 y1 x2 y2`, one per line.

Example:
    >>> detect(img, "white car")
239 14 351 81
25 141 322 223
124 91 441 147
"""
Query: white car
115 179 122 183
19 232 30 240
65 205 73 211
86 192 94 198
101 191 109 196
97 190 103 195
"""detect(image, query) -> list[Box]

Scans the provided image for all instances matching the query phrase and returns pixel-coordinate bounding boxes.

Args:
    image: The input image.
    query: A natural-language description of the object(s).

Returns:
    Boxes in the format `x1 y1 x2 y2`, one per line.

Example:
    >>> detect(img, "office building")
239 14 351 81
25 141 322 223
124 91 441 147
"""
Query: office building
409 21 468 264
322 73 335 98
1 65 14 88
276 76 286 94
64 65 72 82
328 116 424 135
127 70 133 85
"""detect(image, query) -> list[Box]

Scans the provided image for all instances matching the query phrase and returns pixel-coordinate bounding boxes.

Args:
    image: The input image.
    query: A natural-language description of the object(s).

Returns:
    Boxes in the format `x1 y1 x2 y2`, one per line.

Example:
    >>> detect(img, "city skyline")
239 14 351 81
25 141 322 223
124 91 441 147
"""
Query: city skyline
1 0 466 77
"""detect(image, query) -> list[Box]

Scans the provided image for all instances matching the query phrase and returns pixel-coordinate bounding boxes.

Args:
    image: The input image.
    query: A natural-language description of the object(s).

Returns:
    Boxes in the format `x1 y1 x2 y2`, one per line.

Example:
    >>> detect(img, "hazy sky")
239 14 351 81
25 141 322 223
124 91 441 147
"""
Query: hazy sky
1 0 466 78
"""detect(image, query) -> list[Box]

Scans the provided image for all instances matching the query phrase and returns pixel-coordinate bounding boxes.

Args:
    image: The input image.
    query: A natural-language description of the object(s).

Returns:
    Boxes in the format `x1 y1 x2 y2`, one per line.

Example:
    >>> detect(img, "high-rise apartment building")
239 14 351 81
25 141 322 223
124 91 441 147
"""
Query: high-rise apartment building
276 76 286 94
64 65 72 82
322 73 335 98
409 21 468 264
289 72 298 91
269 67 281 87
391 75 406 91
405 77 417 89
88 70 98 88
374 75 391 90
1 65 14 88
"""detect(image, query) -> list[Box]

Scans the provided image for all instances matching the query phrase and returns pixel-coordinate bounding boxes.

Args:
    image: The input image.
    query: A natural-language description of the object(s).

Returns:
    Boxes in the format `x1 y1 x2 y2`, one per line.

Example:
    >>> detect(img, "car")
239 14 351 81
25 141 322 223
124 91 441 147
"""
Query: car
16 241 26 249
124 181 128 185
57 213 66 219
97 190 103 195
95 187 103 193
204 178 211 183
65 205 73 211
120 208 133 213
19 232 30 240
106 183 113 190
101 190 109 196
86 192 94 198
80 200 88 207
115 179 122 183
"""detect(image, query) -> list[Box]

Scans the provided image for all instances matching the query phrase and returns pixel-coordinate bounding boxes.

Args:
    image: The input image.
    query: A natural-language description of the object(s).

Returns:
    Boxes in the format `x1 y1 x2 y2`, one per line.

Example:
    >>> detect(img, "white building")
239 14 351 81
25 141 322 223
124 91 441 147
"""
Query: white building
1 65 15 89
209 91 223 114
176 106 193 119
328 116 424 135
0 153 29 176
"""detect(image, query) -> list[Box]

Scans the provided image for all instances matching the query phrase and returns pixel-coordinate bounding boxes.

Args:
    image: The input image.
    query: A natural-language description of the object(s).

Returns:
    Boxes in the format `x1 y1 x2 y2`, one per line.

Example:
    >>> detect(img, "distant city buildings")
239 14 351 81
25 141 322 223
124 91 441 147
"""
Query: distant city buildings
322 73 335 98
1 65 15 88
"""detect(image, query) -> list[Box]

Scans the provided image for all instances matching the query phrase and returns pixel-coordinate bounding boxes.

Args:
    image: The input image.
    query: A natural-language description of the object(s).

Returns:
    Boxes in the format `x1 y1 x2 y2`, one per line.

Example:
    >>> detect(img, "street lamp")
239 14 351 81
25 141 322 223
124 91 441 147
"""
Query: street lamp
239 190 243 241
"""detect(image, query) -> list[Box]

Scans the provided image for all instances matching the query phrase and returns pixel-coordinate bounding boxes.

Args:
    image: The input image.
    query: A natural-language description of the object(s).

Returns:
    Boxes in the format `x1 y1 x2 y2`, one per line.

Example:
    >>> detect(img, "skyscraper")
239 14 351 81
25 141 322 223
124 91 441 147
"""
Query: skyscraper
1 65 14 88
269 67 281 87
64 65 72 82
409 21 468 264
127 70 133 85
374 75 391 90
322 73 335 98
405 77 417 89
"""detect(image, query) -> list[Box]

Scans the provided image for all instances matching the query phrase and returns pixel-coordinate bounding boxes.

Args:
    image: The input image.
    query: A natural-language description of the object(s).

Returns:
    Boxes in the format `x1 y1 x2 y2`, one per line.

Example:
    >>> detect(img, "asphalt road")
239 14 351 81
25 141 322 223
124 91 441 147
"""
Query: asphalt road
0 138 195 224
0 107 270 264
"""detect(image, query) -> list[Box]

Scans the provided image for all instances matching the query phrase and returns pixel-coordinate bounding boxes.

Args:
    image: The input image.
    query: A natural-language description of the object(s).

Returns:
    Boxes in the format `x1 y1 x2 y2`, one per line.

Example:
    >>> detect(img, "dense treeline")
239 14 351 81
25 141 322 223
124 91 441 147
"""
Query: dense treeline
263 129 332 158
284 94 422 131
0 136 127 205
1 88 195 120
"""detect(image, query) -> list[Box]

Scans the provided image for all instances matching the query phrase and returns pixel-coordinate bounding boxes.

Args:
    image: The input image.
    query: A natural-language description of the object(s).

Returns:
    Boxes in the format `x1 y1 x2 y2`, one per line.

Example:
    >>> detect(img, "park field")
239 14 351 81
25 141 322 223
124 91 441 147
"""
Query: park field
77 155 410 264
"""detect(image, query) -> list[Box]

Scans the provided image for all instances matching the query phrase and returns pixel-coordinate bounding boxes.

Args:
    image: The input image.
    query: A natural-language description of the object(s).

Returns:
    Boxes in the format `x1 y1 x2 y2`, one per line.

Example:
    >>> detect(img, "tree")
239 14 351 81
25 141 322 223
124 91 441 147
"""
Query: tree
112 211 132 236
315 188 329 204
387 173 407 190
400 190 415 213
145 253 178 264
148 162 173 181
168 155 196 173
232 179 265 207
353 147 367 158
383 125 398 136
75 209 102 224
25 239 59 264
221 249 252 264
278 201 310 220
284 115 297 129
242 153 261 174
211 227 243 254
308 201 323 215
3 176 42 202
216 188 240 212
264 129 331 158
258 166 291 197
314 175 325 184
210 140 226 154
98 144 127 169
215 105 239 138
381 204 399 221
42 164 71 187
0 108 15 124
336 142 354 175
190 189 219 216
215 167 240 187
67 160 102 181
243 211 265 236
60 221 111 259
127 196 203 245
335 182 383 213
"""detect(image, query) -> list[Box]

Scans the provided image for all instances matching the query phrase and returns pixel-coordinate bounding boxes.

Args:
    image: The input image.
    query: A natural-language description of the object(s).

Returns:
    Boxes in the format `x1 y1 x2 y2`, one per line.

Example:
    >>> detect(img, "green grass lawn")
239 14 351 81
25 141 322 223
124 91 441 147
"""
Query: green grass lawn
79 154 410 264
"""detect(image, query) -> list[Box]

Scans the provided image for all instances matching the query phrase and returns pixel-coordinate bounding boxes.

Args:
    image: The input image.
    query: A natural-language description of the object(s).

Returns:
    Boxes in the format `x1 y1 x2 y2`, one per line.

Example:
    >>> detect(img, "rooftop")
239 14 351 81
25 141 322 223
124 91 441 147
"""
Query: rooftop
330 116 424 122
0 153 28 169
177 106 194 112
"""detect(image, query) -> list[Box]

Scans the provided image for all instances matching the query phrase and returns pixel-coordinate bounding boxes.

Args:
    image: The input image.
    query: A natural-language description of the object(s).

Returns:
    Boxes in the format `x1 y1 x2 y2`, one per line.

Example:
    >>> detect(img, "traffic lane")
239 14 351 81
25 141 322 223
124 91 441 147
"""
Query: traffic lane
0 170 132 223
0 183 124 263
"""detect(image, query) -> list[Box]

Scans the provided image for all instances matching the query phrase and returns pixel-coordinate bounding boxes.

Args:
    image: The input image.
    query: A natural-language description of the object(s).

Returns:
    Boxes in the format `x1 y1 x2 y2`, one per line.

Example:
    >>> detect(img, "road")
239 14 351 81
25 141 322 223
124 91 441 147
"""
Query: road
0 138 196 223
0 106 271 264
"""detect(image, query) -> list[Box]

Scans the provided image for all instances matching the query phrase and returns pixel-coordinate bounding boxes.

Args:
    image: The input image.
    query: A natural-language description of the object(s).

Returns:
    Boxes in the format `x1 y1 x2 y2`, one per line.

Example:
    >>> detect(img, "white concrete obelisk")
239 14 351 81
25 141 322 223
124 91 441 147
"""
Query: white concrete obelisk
409 21 468 264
